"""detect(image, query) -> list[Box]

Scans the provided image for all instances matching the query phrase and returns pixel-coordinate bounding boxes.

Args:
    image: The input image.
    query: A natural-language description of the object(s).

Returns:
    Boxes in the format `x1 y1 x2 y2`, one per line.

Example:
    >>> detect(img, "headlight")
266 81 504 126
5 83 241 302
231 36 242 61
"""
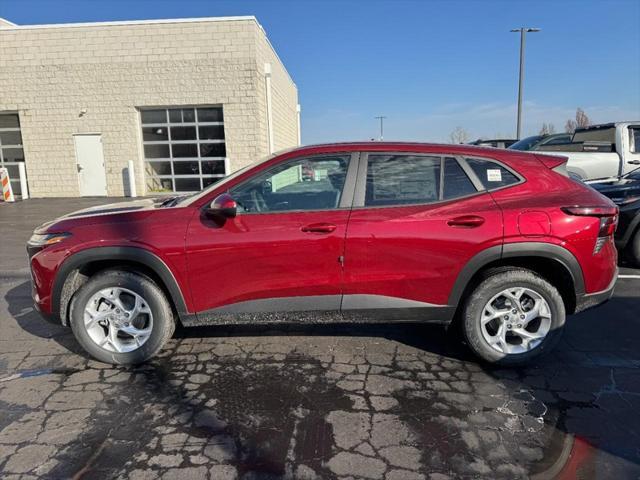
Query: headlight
27 232 72 247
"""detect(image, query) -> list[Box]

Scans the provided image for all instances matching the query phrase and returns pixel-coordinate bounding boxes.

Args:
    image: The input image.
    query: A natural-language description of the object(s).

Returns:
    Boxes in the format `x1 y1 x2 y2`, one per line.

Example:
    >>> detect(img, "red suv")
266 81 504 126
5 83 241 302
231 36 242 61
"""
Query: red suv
28 143 618 366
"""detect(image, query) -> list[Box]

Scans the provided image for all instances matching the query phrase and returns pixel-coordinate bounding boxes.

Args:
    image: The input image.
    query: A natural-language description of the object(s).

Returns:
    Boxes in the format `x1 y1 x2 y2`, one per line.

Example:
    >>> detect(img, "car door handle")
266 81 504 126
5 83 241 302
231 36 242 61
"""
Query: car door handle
301 223 337 234
447 215 485 228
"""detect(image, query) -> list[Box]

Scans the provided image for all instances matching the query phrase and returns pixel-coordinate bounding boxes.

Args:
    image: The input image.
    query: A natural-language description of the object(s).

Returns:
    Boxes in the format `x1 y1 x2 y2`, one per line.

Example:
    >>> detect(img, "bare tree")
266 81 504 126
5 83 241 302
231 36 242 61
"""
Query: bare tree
565 108 591 133
576 108 590 128
539 123 556 135
449 126 470 144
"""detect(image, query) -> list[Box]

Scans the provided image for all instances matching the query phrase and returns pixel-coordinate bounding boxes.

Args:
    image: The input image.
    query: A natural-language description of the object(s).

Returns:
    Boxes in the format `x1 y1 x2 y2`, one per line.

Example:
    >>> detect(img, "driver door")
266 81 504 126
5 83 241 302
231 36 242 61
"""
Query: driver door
185 153 357 316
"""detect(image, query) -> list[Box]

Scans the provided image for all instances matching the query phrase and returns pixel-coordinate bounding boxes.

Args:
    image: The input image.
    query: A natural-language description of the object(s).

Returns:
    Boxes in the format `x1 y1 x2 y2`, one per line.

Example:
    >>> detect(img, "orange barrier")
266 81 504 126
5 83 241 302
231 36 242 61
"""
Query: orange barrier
1 167 15 202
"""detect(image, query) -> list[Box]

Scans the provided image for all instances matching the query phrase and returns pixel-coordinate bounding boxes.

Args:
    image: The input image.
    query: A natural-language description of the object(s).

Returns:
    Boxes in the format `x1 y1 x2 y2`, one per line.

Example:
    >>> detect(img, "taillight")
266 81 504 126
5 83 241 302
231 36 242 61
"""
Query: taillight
561 206 619 254
560 206 618 217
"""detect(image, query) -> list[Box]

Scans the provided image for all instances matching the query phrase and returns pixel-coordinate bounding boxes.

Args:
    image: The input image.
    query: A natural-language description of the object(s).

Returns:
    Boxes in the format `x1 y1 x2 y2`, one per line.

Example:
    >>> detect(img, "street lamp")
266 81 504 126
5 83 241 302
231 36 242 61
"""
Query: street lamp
375 116 387 141
510 27 540 140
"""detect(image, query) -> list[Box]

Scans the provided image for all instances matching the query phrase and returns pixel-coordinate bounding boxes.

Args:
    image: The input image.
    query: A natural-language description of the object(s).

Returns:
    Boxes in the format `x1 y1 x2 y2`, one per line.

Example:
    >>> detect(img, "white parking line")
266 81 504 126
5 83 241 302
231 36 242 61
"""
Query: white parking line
618 274 640 279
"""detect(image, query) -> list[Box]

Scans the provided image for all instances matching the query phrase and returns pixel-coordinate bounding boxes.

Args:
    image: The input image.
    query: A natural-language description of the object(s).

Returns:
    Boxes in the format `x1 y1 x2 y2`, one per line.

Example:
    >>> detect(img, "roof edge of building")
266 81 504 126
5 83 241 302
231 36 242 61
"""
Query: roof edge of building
0 14 297 90
0 17 18 27
0 15 257 31
256 23 297 89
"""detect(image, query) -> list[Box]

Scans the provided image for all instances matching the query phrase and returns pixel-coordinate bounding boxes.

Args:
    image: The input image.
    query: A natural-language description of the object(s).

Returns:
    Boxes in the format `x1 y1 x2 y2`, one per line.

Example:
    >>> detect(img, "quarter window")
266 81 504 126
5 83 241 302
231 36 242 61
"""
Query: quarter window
443 158 477 200
0 113 25 196
465 158 520 189
365 155 441 207
140 107 226 193
230 155 350 213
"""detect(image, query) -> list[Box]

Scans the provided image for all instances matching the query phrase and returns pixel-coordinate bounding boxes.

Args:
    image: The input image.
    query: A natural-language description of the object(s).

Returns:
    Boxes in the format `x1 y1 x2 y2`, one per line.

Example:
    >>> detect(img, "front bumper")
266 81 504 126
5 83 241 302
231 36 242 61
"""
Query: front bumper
574 267 618 314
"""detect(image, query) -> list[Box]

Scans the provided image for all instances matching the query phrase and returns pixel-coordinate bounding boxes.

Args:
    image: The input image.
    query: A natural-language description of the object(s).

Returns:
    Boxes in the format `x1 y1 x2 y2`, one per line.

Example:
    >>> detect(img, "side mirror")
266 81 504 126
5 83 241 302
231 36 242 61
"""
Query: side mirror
206 193 237 218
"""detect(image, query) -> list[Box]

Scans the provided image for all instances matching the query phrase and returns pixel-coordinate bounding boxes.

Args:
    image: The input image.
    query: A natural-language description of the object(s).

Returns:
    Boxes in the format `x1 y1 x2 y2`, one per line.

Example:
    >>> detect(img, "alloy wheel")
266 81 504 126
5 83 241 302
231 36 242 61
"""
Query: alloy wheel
83 287 153 353
480 286 552 355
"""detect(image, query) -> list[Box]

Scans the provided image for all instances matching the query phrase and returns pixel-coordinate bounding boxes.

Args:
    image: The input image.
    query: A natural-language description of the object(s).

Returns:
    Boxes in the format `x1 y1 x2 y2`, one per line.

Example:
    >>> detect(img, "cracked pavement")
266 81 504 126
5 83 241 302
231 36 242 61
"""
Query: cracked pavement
1 199 640 479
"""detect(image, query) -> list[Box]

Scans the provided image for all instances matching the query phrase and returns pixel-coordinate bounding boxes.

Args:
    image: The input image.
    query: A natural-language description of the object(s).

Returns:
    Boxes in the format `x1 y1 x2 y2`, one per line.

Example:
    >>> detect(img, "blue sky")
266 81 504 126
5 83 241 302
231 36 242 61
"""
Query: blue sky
1 0 639 143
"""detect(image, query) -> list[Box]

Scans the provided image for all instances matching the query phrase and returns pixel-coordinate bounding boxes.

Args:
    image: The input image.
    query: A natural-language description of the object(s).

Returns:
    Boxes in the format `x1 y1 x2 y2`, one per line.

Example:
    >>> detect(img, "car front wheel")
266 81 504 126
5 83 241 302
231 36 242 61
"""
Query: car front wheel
69 269 175 365
462 269 565 366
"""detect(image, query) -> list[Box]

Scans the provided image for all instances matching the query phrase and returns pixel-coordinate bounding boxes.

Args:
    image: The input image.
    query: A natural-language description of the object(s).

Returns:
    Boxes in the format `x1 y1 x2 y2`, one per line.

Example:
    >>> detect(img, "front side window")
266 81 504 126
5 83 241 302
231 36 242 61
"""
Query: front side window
140 106 226 193
230 155 350 213
365 155 441 207
466 158 520 189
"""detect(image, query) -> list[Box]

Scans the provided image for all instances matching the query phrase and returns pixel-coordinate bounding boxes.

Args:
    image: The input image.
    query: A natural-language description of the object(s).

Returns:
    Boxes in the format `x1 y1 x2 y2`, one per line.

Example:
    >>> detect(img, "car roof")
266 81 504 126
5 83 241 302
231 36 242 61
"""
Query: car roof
279 141 530 158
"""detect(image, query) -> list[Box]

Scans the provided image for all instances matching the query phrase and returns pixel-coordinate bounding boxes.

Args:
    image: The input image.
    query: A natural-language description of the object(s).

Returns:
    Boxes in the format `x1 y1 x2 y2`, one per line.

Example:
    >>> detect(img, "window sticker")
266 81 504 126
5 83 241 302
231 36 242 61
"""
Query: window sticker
487 169 502 182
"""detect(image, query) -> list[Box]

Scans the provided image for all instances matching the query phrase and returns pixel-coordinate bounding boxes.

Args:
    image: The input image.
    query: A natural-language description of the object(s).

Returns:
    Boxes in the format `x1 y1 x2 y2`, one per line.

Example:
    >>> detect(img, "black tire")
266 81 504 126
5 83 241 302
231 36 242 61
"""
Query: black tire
69 269 175 365
629 228 640 268
462 269 565 366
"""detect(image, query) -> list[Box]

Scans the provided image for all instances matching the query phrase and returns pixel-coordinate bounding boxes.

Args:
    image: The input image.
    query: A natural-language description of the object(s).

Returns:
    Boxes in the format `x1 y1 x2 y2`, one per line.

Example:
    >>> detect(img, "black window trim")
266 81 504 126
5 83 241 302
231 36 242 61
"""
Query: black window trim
225 151 360 216
453 155 485 192
352 151 490 210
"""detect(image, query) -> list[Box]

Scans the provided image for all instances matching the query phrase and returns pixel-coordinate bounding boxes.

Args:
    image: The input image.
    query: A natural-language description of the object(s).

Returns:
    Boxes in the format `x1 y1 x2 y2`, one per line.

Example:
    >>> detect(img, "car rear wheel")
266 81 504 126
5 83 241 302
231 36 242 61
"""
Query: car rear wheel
462 269 565 366
69 270 175 365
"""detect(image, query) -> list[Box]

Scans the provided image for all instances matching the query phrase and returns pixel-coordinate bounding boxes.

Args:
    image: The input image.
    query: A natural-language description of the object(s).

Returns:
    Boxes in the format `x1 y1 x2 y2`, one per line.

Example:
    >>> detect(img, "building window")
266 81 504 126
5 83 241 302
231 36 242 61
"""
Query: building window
140 107 227 193
0 113 25 196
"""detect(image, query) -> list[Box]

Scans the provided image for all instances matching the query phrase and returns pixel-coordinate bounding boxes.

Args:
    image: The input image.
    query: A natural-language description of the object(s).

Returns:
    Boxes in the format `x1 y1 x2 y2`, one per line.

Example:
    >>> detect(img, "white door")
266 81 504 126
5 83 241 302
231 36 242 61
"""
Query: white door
74 134 107 196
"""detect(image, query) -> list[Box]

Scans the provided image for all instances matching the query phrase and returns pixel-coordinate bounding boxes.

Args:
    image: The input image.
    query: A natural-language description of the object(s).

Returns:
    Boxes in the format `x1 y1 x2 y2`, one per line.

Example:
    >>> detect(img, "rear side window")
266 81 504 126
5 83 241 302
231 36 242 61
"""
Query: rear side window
466 158 520 189
443 158 477 200
365 155 440 206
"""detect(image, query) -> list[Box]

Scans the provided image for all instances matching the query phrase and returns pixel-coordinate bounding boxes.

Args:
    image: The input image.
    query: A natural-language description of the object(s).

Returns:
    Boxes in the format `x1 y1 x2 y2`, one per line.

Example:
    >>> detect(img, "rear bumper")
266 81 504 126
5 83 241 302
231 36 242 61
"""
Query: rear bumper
574 267 617 314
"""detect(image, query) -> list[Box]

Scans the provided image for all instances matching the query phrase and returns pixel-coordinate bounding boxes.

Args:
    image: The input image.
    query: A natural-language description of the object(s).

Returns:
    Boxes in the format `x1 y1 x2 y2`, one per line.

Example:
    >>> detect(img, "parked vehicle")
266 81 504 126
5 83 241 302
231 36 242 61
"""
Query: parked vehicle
28 143 618 366
536 122 640 180
591 167 640 265
468 138 517 149
508 133 573 151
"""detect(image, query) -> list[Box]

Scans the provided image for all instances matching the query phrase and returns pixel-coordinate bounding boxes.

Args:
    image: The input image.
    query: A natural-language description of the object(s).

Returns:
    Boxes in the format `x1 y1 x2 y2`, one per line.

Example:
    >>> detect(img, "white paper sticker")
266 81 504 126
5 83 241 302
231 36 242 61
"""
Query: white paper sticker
487 169 502 182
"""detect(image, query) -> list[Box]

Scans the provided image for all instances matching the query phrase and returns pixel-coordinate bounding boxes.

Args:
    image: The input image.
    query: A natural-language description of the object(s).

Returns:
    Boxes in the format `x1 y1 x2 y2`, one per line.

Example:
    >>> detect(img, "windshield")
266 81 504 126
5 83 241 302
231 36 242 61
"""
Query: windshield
624 166 640 180
538 134 572 146
508 135 543 151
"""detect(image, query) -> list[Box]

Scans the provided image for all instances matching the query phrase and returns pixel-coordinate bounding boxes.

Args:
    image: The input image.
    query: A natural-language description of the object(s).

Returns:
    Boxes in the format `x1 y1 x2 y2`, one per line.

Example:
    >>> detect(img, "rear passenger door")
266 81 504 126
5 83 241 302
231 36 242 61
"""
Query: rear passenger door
342 153 504 319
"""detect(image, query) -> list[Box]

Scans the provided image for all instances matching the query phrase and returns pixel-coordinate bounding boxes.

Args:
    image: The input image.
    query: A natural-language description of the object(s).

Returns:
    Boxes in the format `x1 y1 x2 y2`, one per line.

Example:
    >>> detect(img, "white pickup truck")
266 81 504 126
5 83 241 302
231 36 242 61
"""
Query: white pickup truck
536 122 640 180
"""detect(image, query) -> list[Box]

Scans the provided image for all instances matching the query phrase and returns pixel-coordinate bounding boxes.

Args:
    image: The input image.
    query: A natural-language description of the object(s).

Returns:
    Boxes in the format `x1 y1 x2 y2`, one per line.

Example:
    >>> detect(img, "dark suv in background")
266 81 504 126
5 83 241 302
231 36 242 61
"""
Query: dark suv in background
592 167 640 265
508 133 573 151
28 143 618 366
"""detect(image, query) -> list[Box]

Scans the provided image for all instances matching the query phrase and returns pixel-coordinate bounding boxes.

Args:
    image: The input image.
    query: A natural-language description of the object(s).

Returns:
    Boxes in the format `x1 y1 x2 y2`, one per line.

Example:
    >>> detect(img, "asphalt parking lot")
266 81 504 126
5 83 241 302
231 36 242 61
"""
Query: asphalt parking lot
1 199 640 479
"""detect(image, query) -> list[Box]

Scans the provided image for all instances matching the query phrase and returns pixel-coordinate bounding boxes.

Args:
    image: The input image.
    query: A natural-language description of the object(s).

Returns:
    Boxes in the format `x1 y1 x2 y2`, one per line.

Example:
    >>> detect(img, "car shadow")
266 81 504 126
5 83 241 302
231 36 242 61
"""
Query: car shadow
4 279 91 360
5 278 476 364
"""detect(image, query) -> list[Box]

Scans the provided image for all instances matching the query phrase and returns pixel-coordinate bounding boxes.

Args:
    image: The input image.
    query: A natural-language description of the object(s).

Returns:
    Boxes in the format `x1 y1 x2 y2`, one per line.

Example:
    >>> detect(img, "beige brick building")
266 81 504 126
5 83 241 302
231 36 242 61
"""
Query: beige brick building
0 16 300 197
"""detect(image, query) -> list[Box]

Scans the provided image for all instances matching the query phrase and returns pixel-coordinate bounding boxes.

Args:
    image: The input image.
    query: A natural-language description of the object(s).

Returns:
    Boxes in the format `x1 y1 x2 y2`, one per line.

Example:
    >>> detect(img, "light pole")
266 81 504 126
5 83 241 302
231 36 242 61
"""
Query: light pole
510 27 540 140
375 116 387 141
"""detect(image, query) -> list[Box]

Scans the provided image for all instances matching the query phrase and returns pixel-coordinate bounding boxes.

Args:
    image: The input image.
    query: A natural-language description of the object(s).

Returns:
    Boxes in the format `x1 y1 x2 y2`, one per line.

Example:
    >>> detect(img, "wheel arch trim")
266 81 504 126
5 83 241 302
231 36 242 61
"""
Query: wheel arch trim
448 242 585 306
52 246 189 325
